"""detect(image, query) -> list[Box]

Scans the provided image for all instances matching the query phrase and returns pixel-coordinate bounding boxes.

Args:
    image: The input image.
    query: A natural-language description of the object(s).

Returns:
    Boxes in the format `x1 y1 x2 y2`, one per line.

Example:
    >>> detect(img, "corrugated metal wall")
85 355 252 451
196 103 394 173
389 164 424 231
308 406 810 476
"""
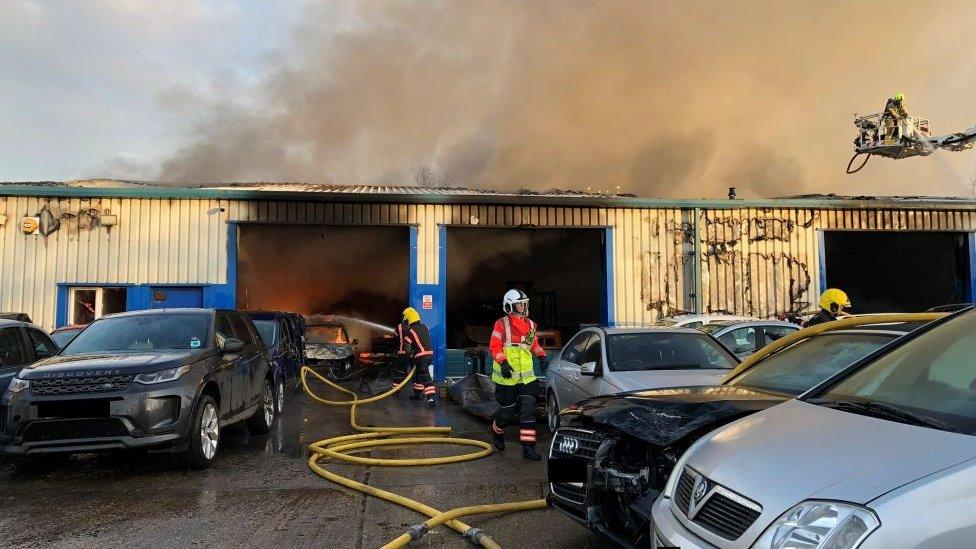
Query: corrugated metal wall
3 194 975 330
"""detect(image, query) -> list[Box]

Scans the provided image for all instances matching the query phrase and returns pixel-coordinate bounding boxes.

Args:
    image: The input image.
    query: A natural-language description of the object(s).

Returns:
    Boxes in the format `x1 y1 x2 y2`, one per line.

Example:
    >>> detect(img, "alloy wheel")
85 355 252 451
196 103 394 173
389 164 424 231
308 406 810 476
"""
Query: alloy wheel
200 402 219 460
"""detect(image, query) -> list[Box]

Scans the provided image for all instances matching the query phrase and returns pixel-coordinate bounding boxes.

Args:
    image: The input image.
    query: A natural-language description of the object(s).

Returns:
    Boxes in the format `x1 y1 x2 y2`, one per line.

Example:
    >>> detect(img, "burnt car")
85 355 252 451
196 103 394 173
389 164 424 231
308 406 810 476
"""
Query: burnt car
546 314 942 547
0 309 276 468
246 311 304 413
304 319 358 378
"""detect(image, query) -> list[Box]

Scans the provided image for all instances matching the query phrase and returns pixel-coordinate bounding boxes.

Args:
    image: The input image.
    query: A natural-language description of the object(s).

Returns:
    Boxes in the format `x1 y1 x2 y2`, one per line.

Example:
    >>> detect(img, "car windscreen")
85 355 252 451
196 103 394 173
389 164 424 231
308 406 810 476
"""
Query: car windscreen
728 333 895 395
815 313 976 435
61 314 211 354
253 319 277 347
306 325 347 344
51 328 83 347
606 333 737 372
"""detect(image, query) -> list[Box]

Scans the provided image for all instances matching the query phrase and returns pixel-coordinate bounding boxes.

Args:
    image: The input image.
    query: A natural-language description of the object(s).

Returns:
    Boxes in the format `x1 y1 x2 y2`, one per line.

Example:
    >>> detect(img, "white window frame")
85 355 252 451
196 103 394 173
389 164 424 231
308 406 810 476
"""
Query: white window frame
68 287 125 324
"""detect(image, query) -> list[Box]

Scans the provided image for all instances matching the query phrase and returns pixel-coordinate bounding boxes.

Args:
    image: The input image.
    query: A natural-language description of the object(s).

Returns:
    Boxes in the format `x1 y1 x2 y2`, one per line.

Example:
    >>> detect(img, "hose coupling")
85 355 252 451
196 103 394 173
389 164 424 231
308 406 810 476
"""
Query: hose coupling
463 527 486 545
407 523 430 541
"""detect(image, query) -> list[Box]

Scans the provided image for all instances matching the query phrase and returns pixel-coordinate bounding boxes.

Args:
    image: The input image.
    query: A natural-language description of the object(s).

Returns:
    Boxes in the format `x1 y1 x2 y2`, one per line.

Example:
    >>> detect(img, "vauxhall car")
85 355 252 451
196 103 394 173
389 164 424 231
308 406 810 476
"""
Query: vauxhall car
0 308 276 468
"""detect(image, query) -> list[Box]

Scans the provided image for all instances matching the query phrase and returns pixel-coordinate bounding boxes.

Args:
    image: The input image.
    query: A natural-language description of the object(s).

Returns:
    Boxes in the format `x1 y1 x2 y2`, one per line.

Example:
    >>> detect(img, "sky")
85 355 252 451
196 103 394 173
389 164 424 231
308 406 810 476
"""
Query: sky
2 0 976 198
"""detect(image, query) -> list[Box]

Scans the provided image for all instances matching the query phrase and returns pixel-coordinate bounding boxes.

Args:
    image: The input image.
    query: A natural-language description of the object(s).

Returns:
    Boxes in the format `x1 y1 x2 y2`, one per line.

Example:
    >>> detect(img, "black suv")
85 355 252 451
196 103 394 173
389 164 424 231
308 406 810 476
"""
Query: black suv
0 308 275 468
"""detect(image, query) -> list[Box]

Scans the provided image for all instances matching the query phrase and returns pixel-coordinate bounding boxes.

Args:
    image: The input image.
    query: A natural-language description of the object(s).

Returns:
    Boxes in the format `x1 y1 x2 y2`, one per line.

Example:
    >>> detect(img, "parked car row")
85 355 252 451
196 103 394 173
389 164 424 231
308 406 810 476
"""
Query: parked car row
547 311 968 548
0 308 307 468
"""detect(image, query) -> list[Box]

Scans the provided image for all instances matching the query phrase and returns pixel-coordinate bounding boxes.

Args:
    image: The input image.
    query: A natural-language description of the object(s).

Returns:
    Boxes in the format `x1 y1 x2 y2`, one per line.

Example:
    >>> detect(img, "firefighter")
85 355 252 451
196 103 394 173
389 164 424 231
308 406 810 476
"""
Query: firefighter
804 288 851 327
489 289 549 461
402 307 436 406
391 317 413 393
882 92 909 140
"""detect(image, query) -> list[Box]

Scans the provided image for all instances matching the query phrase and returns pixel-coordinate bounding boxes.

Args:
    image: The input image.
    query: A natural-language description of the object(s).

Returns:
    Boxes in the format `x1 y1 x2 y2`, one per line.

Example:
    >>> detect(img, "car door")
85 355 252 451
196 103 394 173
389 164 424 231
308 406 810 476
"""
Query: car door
279 318 299 379
550 331 592 407
0 327 30 393
24 328 57 362
575 332 609 399
213 312 239 417
229 313 262 410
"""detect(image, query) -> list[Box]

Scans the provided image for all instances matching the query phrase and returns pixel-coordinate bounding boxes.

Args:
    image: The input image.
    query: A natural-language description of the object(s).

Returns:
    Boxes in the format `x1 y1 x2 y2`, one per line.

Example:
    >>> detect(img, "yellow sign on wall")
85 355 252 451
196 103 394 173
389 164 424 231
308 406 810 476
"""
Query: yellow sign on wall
21 216 39 235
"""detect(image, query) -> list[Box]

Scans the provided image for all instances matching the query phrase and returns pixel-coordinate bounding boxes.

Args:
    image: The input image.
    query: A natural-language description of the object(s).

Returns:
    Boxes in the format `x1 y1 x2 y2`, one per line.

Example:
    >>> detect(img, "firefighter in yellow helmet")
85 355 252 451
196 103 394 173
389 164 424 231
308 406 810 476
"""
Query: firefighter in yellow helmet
400 307 436 406
804 288 851 327
882 92 909 140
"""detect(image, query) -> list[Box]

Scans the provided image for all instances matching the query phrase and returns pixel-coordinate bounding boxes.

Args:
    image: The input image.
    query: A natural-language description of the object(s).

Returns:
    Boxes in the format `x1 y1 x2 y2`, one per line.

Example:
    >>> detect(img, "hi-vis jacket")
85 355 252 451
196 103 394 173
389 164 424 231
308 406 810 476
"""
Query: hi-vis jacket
489 314 546 386
404 321 433 362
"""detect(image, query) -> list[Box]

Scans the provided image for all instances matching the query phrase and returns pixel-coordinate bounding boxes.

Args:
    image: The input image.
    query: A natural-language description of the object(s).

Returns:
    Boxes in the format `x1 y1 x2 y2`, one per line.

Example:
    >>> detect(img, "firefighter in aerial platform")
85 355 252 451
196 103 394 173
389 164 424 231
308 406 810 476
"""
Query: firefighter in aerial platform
804 288 852 327
489 289 549 461
402 307 436 406
882 92 910 140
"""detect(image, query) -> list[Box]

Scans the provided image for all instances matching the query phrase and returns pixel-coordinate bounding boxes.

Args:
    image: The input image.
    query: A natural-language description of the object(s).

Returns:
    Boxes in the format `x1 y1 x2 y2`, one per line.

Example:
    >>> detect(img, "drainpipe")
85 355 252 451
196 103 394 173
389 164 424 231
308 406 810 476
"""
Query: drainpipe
693 207 703 314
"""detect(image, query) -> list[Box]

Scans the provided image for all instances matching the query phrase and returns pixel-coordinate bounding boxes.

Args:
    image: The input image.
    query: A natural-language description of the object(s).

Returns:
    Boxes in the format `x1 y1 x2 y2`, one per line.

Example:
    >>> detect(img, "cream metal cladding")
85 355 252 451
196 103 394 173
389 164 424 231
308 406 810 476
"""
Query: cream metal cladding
2 188 976 330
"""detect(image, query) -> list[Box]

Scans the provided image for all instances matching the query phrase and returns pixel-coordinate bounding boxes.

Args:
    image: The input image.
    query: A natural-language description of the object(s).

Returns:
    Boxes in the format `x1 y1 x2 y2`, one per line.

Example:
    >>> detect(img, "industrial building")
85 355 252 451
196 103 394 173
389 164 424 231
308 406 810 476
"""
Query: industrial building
1 180 974 379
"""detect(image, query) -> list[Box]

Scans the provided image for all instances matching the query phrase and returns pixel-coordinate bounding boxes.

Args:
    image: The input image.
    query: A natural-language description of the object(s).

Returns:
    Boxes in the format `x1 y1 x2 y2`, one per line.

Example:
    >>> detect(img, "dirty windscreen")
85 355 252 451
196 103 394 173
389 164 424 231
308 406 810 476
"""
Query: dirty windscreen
817 313 976 434
253 320 277 347
306 325 347 344
607 333 737 371
62 314 211 354
728 332 894 395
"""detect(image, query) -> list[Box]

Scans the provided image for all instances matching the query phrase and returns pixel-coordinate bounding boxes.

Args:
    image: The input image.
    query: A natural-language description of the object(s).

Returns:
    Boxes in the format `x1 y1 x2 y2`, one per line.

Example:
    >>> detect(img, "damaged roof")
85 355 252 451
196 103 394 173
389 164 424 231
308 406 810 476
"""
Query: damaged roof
2 179 976 210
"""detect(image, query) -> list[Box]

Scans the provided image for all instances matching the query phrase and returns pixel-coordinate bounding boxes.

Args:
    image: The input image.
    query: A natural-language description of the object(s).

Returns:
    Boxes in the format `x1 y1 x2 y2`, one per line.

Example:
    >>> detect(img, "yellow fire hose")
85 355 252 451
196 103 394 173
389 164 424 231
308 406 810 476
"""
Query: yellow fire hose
300 365 547 549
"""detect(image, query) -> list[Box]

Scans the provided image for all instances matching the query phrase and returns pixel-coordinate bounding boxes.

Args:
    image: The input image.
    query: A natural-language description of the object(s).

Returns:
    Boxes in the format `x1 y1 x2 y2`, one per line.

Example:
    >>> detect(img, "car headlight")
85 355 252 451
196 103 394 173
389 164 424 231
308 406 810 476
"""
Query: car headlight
753 501 880 549
134 365 190 385
8 377 29 393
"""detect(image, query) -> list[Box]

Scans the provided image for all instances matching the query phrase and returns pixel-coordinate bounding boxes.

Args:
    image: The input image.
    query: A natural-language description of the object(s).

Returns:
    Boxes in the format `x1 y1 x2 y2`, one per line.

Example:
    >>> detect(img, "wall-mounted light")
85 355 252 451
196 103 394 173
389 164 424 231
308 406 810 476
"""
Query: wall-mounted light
100 214 118 227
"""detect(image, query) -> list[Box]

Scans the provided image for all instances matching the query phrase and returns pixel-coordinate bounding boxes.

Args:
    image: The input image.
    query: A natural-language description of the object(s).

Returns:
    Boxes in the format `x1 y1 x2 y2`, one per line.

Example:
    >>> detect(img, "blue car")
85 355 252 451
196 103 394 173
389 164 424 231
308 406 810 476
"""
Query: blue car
246 311 304 413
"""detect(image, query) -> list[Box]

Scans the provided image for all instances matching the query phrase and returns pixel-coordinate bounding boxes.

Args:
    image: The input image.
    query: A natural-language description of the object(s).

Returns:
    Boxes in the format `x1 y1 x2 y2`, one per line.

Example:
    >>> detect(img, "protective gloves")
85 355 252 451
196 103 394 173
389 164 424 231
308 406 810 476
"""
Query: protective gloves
538 355 549 372
499 360 513 379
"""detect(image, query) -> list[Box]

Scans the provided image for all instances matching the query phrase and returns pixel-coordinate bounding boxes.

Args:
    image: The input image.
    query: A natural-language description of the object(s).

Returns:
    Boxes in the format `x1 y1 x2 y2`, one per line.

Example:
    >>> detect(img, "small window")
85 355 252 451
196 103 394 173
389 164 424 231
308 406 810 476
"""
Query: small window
27 329 56 359
0 328 27 368
68 287 127 325
215 313 235 344
764 325 798 342
562 332 593 365
229 314 254 345
581 335 603 366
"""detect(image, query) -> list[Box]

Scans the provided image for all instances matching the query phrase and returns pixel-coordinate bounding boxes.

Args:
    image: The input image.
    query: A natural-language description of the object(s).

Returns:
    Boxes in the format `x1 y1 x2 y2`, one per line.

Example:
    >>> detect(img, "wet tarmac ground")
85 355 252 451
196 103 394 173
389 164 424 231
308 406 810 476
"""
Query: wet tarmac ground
0 379 613 548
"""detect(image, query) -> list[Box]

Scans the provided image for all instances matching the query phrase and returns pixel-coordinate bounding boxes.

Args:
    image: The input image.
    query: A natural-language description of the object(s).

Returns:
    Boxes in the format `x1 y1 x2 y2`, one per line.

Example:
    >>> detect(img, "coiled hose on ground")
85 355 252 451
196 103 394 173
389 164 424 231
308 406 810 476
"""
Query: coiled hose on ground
301 365 547 549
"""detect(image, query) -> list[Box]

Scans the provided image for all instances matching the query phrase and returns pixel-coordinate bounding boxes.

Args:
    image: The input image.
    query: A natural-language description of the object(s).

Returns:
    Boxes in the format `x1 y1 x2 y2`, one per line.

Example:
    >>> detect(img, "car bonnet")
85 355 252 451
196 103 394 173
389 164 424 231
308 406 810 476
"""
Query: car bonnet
683 399 976 531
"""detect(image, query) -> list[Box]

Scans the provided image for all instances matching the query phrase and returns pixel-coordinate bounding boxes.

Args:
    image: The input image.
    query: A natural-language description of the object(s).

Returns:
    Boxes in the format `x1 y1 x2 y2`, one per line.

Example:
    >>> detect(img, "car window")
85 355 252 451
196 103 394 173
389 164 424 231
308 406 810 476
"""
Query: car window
253 320 277 347
306 324 348 344
684 321 703 329
764 325 798 342
729 333 894 395
229 314 254 345
0 328 27 368
606 333 737 372
51 328 83 348
581 334 603 366
215 313 235 345
818 313 976 434
718 327 757 354
61 314 211 354
561 332 593 365
27 329 57 358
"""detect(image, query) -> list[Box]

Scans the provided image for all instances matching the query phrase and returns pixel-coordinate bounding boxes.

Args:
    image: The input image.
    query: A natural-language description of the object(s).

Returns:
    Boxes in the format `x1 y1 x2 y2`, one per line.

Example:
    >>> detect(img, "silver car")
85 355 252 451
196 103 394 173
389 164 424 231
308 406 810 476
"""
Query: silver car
652 309 976 549
545 327 739 431
699 320 800 358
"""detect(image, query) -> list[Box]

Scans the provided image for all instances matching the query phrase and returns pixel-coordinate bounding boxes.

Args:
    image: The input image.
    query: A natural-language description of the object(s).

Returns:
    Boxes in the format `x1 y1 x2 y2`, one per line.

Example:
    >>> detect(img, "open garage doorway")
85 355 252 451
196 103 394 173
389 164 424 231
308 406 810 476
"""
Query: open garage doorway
822 231 972 312
237 224 410 343
446 227 607 350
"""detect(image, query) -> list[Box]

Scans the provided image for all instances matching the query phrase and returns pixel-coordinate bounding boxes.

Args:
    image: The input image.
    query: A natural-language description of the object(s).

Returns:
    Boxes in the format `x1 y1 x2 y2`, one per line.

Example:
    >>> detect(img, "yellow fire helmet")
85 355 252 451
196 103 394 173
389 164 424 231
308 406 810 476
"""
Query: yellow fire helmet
893 92 905 102
402 307 421 324
819 288 851 313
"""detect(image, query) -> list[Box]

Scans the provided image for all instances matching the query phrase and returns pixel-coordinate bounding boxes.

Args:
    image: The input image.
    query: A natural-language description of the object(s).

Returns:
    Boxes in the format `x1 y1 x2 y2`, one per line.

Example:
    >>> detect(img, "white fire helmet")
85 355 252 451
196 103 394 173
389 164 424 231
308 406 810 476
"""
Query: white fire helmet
503 289 529 316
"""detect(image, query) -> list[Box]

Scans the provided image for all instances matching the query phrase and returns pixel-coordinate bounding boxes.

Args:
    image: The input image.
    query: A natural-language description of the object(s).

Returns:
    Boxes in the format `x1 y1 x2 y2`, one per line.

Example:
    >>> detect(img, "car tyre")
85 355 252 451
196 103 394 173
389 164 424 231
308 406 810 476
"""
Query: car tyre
185 395 219 469
546 390 560 432
247 378 275 435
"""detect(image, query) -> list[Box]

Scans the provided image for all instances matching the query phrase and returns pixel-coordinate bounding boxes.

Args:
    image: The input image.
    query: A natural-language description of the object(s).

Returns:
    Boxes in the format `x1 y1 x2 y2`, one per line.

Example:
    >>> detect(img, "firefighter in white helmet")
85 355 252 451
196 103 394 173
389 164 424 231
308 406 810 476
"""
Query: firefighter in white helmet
488 289 549 460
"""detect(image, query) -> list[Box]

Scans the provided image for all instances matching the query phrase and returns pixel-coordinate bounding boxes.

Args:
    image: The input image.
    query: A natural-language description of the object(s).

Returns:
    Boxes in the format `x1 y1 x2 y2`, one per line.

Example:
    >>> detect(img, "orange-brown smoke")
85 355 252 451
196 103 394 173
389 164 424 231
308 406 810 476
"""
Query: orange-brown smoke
158 1 976 197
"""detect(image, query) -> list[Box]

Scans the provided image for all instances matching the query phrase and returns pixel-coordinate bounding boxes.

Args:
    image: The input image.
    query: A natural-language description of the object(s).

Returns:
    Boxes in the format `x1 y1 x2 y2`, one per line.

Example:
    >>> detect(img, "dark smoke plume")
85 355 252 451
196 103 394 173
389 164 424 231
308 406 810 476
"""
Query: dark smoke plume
157 1 976 197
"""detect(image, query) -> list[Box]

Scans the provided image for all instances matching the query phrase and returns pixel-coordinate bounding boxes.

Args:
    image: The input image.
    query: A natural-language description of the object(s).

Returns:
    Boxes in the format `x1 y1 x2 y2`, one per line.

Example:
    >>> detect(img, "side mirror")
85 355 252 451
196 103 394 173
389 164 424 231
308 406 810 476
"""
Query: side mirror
221 338 245 353
580 361 600 376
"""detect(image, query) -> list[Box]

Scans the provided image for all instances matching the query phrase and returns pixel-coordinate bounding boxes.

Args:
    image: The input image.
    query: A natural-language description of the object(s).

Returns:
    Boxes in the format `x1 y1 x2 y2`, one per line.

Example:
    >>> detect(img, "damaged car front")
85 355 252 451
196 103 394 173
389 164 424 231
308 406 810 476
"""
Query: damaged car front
304 320 358 378
546 315 941 548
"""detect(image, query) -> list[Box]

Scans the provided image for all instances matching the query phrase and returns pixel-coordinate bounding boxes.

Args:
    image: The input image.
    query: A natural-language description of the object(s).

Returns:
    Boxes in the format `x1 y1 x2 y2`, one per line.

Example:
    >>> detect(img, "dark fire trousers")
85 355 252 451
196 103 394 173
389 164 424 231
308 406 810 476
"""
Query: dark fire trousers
491 379 539 447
